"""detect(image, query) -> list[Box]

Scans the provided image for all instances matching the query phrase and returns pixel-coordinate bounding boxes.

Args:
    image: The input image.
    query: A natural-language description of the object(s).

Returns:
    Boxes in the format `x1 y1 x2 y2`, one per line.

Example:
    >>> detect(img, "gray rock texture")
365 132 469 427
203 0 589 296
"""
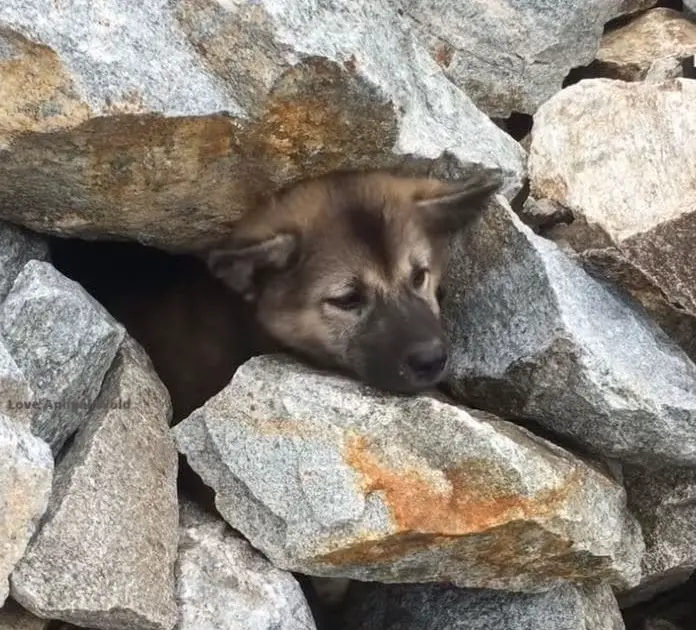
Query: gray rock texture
0 416 53 606
10 337 179 630
399 0 657 118
0 260 125 453
0 339 33 427
339 582 626 630
529 78 696 364
619 466 696 608
174 354 643 593
176 500 316 630
0 0 525 252
0 222 48 304
442 197 696 468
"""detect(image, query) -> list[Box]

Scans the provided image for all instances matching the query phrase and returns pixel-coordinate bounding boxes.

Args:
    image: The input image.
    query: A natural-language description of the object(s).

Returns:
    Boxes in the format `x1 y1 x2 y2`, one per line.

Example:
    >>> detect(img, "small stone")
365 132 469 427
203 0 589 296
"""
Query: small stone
176 500 317 630
0 221 48 304
529 78 696 364
338 581 626 630
442 197 696 468
619 466 696 608
10 337 179 630
0 416 53 606
174 354 643 593
593 9 696 81
0 260 125 453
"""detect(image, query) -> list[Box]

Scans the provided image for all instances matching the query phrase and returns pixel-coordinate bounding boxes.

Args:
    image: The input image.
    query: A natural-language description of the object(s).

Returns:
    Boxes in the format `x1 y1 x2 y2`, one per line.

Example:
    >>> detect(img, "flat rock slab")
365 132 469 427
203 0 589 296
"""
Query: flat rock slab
529 78 696 363
593 9 696 81
174 354 643 593
442 197 696 468
176 500 316 630
0 260 125 454
11 337 179 630
0 416 53 607
0 0 524 252
0 222 48 304
399 0 656 118
619 466 696 608
339 582 626 630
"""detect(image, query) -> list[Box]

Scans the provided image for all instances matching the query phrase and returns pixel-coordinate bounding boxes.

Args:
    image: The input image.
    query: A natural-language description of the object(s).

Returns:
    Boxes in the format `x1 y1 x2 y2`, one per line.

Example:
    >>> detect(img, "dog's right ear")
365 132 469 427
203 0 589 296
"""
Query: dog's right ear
205 232 298 300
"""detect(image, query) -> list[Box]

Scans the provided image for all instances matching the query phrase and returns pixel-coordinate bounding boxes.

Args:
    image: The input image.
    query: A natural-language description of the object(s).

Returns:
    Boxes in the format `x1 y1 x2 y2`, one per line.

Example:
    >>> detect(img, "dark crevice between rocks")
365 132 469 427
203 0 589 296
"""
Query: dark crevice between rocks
493 111 533 142
623 570 696 630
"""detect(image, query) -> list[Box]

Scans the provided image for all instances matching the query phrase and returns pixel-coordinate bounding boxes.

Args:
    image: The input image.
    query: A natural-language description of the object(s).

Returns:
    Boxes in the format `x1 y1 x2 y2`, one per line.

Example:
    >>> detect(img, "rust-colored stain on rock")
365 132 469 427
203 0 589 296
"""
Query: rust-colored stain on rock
343 435 571 537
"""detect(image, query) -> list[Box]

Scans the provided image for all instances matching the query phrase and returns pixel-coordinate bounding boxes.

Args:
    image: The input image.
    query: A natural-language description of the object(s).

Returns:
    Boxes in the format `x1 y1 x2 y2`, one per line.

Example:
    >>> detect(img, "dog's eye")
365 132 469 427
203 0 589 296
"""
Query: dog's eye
324 290 364 312
411 266 429 289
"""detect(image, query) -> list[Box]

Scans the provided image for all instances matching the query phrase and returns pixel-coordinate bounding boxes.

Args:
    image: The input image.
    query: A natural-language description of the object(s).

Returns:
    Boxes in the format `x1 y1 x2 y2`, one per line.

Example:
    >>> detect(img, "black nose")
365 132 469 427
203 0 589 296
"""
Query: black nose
404 339 448 385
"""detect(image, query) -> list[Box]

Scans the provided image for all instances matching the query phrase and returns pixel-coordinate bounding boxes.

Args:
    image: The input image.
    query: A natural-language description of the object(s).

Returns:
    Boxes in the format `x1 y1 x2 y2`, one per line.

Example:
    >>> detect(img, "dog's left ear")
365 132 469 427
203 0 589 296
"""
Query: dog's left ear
413 167 505 234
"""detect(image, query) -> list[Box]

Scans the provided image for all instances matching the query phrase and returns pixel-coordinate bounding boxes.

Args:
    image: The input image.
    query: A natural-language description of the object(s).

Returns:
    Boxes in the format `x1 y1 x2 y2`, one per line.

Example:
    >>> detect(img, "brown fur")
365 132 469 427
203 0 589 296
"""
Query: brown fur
204 167 504 394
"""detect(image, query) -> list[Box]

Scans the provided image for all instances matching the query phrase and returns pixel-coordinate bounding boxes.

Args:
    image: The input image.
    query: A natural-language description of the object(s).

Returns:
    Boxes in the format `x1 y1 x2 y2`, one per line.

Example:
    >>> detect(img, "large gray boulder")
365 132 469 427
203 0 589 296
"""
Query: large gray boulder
339 582 626 630
442 197 696 468
0 260 125 453
528 78 696 363
399 0 657 118
0 339 34 427
10 338 179 630
174 354 643 593
0 416 53 606
0 0 525 252
176 500 316 630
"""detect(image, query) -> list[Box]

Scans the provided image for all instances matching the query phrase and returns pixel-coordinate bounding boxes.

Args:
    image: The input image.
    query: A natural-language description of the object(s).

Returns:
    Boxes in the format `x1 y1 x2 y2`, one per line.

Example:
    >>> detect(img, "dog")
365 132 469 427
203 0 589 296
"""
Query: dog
205 166 504 394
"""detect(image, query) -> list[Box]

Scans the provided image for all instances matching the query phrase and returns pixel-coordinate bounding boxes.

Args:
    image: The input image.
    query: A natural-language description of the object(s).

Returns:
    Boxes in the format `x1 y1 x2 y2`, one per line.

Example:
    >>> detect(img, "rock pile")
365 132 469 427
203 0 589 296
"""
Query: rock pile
1 2 696 630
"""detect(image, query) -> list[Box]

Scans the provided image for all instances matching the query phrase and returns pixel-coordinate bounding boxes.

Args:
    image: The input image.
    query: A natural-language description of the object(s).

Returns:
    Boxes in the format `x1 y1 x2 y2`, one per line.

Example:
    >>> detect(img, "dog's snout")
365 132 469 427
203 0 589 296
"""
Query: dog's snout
404 339 448 384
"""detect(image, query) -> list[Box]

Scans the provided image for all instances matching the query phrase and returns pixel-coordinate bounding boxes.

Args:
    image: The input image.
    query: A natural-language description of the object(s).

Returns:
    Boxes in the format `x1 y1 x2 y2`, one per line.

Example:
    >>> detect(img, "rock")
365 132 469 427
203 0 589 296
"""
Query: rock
338 581 626 630
0 600 51 630
591 9 696 81
685 1 696 18
0 260 125 453
442 194 696 468
0 339 33 427
0 1 525 252
176 499 317 630
0 222 48 304
399 0 657 118
529 78 696 364
10 337 179 630
618 466 696 608
0 416 53 606
174 354 643 593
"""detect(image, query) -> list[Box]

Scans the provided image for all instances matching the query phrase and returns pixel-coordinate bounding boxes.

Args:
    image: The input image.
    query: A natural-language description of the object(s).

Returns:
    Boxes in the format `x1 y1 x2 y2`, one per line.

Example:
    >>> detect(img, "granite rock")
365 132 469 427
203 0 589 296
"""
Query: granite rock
0 0 525 252
0 260 125 453
400 0 657 118
0 416 53 606
619 466 696 608
176 500 316 630
529 78 696 363
0 339 33 427
0 600 51 630
592 9 696 81
0 222 48 304
10 337 179 630
443 196 696 468
339 581 626 630
174 354 643 593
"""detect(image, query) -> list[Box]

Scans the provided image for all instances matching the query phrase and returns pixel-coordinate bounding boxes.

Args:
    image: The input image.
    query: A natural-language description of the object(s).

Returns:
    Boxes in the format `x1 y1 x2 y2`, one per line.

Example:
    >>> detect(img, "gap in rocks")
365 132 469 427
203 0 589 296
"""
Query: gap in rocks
48 235 261 426
492 111 533 142
622 570 696 629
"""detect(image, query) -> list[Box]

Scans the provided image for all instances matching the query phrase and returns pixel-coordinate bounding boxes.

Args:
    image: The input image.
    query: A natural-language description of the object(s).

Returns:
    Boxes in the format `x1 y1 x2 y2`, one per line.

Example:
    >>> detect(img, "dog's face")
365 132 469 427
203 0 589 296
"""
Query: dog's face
206 168 503 393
